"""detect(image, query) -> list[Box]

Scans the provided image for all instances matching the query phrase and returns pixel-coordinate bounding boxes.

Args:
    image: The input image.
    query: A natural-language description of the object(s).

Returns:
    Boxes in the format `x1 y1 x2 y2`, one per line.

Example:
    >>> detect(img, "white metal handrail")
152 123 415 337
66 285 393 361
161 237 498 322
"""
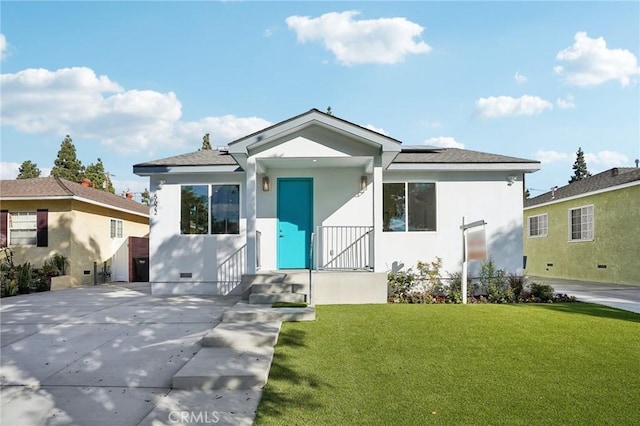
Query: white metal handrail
315 226 373 271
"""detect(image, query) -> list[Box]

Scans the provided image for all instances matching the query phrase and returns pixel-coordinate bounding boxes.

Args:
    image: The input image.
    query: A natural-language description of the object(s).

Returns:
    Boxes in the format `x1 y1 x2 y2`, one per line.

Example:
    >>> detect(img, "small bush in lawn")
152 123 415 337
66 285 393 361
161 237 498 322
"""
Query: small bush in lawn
480 259 514 303
508 274 526 299
530 282 555 302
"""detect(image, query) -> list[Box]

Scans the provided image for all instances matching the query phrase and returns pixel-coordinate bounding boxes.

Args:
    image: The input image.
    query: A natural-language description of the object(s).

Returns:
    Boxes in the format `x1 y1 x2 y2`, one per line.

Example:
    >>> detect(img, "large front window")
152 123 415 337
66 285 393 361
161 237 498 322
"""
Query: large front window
180 184 240 235
9 212 37 246
383 183 436 232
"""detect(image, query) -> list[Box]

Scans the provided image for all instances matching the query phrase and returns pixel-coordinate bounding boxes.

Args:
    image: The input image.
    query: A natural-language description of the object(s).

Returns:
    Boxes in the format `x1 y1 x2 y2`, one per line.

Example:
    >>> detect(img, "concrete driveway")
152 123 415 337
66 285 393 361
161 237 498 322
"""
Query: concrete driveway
0 283 245 425
531 277 640 314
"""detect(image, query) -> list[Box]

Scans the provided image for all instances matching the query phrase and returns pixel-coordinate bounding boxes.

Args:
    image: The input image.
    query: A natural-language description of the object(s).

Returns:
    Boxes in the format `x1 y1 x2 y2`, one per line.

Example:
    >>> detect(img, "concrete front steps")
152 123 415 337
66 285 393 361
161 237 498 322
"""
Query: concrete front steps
172 300 314 392
242 271 309 305
172 346 275 391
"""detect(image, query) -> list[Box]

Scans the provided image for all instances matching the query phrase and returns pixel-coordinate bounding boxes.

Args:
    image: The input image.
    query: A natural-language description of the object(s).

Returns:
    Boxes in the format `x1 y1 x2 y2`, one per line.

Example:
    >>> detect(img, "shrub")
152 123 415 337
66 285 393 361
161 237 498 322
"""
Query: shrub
508 274 526 299
530 282 555 302
480 259 514 303
16 262 32 294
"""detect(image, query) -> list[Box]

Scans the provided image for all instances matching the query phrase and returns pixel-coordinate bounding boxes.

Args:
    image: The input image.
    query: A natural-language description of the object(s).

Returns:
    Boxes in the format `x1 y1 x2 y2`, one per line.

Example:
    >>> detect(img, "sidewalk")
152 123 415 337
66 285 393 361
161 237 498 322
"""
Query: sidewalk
530 276 640 314
0 283 259 425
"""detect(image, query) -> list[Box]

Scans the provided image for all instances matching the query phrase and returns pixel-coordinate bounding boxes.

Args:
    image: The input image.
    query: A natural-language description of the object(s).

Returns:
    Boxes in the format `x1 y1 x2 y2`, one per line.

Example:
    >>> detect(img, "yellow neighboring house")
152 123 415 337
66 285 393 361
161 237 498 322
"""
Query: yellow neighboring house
0 177 149 288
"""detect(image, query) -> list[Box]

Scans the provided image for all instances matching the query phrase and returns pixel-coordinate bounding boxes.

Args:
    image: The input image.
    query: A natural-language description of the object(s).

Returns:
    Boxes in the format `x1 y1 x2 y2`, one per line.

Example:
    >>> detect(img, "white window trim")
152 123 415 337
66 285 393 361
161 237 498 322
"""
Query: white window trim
8 211 37 246
527 213 548 238
110 219 123 239
383 181 438 233
568 204 594 242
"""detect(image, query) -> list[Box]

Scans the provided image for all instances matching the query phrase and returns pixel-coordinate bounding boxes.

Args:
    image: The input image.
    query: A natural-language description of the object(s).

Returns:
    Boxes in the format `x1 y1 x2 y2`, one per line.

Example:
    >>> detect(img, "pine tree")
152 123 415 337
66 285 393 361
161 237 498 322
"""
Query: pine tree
51 135 84 182
201 133 212 150
85 158 115 193
16 160 41 179
568 147 591 184
141 188 151 206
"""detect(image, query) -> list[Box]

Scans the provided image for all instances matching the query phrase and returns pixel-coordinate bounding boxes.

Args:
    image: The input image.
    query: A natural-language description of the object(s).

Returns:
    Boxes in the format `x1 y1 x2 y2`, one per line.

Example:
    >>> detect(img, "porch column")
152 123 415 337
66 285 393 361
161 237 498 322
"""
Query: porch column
246 157 257 274
372 163 384 272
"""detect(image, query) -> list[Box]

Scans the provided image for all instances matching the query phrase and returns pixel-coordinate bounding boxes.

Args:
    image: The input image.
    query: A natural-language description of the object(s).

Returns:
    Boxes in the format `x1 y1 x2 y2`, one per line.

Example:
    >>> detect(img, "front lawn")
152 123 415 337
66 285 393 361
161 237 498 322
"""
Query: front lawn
256 304 640 425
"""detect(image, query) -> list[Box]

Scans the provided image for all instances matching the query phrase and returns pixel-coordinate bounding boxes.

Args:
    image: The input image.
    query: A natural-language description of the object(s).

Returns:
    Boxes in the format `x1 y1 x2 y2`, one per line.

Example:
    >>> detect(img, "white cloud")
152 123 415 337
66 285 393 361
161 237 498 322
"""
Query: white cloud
365 124 387 135
0 67 271 154
532 150 571 164
475 95 553 118
514 71 527 84
556 94 576 109
424 136 464 149
533 149 629 168
286 11 431 65
175 115 272 147
1 162 20 179
0 34 7 60
0 162 51 179
555 32 640 87
586 151 630 167
424 121 442 129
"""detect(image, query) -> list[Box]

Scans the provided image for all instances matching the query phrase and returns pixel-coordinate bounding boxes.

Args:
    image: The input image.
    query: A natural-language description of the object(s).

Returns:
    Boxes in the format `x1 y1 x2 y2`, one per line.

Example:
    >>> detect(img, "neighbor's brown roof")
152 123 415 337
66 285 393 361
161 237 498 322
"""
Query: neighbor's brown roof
0 177 149 216
525 167 640 208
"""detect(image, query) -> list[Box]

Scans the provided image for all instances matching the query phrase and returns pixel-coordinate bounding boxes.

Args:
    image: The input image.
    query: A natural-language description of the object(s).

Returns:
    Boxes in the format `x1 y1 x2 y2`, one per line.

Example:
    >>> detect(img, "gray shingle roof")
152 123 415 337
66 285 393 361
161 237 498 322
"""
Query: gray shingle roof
134 149 238 167
134 146 538 169
394 147 538 164
0 177 149 216
525 167 640 208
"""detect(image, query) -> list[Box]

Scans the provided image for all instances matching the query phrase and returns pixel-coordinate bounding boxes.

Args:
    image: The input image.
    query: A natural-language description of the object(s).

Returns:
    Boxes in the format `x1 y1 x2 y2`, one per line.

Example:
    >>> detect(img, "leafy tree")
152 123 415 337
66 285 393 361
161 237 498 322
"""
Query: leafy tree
17 160 41 179
569 147 591 184
85 158 115 193
201 133 212 150
141 188 151 206
51 135 84 182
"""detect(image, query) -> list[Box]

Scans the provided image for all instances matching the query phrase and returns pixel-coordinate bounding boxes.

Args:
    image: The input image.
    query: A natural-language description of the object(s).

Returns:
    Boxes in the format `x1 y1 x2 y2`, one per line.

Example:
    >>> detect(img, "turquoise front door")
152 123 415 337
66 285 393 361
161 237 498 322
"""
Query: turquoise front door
277 178 313 269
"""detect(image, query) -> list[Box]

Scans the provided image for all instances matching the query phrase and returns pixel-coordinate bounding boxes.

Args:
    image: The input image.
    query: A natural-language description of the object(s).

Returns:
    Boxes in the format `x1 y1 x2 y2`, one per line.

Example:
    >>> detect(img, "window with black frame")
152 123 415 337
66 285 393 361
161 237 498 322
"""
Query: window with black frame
383 183 436 232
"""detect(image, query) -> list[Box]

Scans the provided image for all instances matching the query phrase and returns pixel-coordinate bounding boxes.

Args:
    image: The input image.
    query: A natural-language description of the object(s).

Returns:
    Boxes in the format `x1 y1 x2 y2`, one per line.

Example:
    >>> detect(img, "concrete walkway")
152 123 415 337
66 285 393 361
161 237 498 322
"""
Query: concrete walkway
531 276 640 314
0 283 262 425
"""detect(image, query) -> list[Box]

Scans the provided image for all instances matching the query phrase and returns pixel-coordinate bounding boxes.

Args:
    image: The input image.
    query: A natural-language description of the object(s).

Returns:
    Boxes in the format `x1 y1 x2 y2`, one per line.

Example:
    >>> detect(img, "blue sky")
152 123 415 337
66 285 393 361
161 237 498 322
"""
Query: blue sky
2 1 639 199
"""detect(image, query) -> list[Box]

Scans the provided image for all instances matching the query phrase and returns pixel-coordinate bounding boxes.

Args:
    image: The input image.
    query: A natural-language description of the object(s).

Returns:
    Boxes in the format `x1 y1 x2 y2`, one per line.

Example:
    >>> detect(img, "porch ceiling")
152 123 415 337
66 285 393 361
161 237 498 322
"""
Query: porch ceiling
258 156 373 171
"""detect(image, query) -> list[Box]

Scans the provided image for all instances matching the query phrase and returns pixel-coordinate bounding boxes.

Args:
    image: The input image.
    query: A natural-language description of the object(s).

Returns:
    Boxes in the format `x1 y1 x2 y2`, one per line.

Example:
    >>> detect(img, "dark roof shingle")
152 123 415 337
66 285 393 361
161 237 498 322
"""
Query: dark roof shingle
525 167 640 207
134 149 238 167
0 177 149 216
394 147 538 164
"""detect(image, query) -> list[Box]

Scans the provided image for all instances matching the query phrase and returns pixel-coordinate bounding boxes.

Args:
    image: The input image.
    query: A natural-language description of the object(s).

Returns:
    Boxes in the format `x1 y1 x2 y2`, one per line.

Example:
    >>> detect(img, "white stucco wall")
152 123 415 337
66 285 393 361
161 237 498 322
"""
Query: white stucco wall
148 172 247 294
256 167 373 271
377 170 525 278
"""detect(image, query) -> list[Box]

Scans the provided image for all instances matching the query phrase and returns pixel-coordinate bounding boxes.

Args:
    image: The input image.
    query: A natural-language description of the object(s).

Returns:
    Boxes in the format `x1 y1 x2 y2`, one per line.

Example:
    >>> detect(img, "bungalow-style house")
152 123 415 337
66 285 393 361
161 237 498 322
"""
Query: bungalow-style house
524 166 640 284
0 177 149 288
134 109 540 303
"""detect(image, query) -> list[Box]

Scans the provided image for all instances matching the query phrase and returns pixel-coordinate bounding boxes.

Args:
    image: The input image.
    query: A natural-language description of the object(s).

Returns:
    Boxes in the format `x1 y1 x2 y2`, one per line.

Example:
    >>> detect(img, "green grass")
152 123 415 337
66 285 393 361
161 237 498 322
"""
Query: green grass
256 304 640 425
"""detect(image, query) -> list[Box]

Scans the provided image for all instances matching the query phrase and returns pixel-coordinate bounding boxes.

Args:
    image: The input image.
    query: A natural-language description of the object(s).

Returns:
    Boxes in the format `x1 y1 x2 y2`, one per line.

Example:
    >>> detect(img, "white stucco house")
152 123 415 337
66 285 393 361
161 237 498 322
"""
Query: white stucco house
133 109 540 304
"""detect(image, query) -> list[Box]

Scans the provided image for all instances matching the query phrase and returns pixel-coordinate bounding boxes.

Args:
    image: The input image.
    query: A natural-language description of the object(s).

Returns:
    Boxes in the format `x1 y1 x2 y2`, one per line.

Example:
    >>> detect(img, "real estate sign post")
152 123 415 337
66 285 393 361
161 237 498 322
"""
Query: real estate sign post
460 218 487 304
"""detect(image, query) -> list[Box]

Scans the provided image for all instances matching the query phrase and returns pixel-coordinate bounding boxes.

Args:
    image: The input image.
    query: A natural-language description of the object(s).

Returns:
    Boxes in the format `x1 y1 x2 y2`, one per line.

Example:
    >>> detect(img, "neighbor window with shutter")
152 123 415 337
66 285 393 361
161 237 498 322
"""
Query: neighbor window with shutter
9 212 37 246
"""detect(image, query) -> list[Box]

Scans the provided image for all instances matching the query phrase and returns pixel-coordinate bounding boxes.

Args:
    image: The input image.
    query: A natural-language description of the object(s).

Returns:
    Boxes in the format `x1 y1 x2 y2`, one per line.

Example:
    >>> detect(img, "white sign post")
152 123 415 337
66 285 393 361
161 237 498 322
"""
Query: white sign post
460 217 487 304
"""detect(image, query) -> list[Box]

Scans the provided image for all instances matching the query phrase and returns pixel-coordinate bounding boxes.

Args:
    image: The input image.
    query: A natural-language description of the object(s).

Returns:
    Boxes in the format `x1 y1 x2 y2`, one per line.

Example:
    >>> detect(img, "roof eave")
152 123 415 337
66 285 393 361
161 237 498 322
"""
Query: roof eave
0 195 149 218
387 162 541 172
134 165 243 176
